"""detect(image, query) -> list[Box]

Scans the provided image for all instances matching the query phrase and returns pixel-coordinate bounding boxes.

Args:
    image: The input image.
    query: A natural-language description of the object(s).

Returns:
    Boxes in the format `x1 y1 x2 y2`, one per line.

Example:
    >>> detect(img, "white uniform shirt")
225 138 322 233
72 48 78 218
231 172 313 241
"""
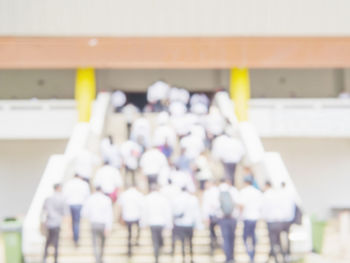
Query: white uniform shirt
153 125 177 148
139 149 168 176
141 191 172 228
160 184 181 212
147 81 170 103
261 188 284 222
111 90 126 108
194 155 212 181
82 192 114 230
169 87 190 104
100 138 122 168
94 165 123 194
239 185 263 221
130 117 151 149
122 103 140 124
279 188 296 222
180 135 205 159
118 187 144 222
63 177 90 206
170 170 196 193
120 140 142 170
169 101 187 116
75 150 101 179
173 191 202 228
202 185 220 219
205 109 226 136
212 135 245 163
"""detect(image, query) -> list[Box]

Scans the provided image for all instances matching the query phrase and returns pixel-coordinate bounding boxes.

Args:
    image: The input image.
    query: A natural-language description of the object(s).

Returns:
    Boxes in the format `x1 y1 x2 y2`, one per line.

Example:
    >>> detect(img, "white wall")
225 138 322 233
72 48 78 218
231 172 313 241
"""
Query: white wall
0 140 67 219
262 138 350 219
1 0 350 36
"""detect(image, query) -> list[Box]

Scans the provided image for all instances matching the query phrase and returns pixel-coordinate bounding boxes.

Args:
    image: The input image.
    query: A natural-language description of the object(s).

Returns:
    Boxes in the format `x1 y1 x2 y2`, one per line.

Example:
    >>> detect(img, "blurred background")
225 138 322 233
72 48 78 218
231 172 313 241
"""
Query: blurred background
1 1 350 263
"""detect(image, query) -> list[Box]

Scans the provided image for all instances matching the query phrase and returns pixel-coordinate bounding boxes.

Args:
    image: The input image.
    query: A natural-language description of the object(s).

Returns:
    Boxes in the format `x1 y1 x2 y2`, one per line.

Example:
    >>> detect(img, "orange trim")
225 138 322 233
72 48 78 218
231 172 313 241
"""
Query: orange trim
0 37 350 68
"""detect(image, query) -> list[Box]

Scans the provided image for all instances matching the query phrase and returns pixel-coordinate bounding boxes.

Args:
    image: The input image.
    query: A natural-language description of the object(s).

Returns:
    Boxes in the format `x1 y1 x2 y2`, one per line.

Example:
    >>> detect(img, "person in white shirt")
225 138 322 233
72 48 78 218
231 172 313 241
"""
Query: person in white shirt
122 103 140 137
160 178 181 210
100 136 122 169
111 90 127 112
169 87 190 105
141 184 172 263
147 81 170 112
153 121 177 148
153 116 177 160
170 167 196 194
172 187 202 263
118 185 144 257
261 181 286 263
212 133 245 185
194 153 213 190
180 132 205 161
63 174 90 246
202 180 220 255
130 117 151 151
94 162 123 203
205 107 226 144
190 93 210 115
139 148 168 191
75 150 101 183
217 179 240 263
239 175 263 263
82 186 113 263
120 140 142 186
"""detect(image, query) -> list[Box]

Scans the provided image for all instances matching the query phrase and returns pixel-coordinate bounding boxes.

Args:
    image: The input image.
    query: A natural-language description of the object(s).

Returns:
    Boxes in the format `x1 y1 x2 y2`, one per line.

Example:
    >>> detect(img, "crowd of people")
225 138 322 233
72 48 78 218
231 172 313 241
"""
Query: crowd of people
41 81 299 263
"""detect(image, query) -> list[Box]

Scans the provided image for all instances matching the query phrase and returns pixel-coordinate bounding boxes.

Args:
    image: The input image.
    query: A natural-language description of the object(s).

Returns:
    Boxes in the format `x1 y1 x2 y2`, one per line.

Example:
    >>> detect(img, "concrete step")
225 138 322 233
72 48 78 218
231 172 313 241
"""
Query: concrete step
26 253 269 263
29 242 270 255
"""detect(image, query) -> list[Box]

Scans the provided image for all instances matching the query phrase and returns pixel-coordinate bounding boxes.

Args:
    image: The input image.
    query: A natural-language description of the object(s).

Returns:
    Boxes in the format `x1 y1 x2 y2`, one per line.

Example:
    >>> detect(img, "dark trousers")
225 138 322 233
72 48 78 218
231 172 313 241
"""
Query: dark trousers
209 216 219 253
70 205 82 244
91 223 106 263
219 217 237 263
281 221 292 255
43 227 60 263
243 220 257 262
150 226 164 263
199 179 207 191
172 225 194 262
223 162 237 185
147 175 158 191
126 220 140 257
267 222 286 263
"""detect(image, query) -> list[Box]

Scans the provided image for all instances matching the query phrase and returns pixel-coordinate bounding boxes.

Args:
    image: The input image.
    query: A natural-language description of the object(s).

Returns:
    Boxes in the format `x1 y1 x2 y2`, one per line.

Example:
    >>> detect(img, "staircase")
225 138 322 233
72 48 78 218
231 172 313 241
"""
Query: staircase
23 91 311 263
25 219 270 263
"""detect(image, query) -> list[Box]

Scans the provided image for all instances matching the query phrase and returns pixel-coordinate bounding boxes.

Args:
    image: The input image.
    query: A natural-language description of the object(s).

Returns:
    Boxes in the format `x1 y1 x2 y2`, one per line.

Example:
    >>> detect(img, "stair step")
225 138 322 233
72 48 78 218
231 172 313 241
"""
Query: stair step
26 253 269 263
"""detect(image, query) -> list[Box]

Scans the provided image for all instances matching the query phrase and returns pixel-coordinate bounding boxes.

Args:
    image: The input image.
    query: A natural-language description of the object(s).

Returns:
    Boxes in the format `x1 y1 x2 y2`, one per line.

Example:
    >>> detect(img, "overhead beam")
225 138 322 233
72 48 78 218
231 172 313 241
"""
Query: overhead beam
0 37 350 68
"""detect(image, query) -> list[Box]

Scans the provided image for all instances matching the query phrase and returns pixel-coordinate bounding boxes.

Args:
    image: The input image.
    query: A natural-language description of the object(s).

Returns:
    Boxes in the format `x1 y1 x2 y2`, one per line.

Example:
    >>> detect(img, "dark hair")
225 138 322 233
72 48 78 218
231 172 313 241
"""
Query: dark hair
53 183 61 191
168 178 172 185
265 181 272 187
96 186 102 192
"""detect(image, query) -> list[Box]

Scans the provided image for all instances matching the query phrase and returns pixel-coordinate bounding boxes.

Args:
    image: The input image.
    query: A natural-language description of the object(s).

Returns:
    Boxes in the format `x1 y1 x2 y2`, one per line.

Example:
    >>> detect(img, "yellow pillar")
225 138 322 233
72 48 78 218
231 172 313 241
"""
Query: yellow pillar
230 68 250 121
75 68 96 122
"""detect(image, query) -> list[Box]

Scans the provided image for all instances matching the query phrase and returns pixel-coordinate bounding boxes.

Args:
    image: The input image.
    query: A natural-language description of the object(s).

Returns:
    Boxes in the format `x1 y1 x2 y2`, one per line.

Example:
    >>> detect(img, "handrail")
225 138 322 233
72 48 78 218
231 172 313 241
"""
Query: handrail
22 93 111 255
0 100 76 111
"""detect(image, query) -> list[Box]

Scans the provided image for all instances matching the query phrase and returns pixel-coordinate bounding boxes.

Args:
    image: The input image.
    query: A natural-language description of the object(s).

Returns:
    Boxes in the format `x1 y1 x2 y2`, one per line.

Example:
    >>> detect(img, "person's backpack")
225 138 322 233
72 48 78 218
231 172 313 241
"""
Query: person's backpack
220 191 234 216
